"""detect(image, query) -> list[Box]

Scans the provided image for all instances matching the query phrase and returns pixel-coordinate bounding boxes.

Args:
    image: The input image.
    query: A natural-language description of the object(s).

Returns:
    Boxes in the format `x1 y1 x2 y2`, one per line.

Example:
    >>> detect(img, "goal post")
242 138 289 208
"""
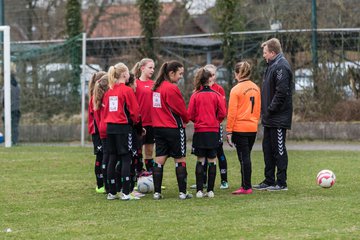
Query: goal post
1 25 11 147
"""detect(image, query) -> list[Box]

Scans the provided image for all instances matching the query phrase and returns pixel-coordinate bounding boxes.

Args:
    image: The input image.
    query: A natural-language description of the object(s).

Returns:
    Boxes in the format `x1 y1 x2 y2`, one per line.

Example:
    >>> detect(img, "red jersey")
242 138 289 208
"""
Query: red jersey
94 103 107 139
135 79 154 126
188 86 226 133
87 97 96 134
152 81 188 128
211 83 227 107
104 83 140 125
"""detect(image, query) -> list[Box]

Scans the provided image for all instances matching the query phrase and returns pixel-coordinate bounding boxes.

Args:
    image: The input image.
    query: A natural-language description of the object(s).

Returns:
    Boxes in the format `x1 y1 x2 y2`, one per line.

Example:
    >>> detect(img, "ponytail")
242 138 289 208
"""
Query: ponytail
234 61 251 82
108 62 128 89
153 61 183 91
108 66 117 89
153 62 168 91
131 62 141 79
193 67 213 92
88 71 106 97
93 75 109 111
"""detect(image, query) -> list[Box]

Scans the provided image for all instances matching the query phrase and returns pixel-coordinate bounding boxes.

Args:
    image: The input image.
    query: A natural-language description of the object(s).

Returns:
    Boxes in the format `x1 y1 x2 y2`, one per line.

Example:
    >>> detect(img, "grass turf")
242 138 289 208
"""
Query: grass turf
1 145 359 239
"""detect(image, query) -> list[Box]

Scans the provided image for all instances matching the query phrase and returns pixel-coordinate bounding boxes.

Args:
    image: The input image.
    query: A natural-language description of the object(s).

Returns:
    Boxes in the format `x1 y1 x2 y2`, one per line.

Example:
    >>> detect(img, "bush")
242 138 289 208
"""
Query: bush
330 99 360 121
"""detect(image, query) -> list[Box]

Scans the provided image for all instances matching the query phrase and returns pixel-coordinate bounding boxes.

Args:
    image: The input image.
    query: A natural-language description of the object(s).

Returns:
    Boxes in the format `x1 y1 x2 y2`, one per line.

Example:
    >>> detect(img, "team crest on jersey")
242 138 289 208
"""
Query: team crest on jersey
109 96 118 112
153 92 162 108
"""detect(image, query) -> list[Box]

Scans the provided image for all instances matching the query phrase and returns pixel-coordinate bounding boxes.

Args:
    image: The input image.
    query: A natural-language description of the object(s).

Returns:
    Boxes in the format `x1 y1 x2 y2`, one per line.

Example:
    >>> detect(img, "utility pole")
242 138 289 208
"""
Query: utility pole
311 0 319 95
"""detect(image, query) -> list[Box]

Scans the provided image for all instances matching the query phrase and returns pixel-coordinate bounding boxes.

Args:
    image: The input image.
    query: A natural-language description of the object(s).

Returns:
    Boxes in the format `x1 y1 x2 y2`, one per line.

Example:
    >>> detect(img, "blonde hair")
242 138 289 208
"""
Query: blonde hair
204 64 217 74
93 75 109 111
261 38 282 54
131 58 154 79
234 61 251 82
193 67 213 91
108 62 128 89
88 71 106 97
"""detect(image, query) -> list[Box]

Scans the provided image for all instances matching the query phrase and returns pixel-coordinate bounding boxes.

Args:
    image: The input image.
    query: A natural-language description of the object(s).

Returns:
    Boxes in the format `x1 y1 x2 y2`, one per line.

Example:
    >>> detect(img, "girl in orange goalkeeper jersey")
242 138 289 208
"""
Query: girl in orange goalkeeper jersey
226 61 261 195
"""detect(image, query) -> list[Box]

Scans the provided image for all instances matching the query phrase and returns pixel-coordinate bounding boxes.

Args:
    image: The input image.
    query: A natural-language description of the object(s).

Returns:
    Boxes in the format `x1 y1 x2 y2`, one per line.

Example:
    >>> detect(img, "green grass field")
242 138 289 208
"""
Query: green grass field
1 145 360 239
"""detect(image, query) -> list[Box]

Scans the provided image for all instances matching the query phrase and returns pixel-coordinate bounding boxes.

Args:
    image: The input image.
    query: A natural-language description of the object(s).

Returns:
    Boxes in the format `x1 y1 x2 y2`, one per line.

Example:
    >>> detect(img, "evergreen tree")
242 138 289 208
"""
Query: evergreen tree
136 0 162 61
212 0 243 90
65 0 83 107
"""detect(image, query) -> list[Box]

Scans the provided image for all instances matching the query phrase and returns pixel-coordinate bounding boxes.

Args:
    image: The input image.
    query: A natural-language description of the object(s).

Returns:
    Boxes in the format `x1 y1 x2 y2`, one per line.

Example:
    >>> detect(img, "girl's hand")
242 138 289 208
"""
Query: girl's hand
226 133 234 148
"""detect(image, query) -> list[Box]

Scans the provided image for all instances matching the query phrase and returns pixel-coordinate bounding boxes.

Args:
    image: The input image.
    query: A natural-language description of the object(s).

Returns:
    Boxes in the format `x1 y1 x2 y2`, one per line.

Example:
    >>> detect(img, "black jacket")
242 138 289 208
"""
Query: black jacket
261 53 293 129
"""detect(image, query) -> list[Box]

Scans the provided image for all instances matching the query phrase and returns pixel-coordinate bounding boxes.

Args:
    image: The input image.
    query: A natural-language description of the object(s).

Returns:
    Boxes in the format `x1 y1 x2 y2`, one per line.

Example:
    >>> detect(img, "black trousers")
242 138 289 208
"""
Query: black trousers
232 133 256 190
262 127 288 187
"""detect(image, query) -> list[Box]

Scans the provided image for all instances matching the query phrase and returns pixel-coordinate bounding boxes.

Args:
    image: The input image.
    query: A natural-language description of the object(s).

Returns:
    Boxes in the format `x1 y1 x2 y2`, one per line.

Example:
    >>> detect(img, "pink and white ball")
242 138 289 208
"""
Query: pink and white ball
316 169 336 188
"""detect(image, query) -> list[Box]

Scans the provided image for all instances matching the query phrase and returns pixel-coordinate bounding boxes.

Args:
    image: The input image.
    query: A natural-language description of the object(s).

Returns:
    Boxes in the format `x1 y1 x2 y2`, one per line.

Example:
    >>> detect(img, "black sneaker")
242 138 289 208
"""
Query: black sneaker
253 182 272 190
267 185 288 191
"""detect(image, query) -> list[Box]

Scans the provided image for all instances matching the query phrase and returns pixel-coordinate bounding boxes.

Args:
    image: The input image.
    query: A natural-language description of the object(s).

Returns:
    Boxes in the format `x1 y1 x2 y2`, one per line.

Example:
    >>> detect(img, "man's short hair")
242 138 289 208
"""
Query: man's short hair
261 38 282 54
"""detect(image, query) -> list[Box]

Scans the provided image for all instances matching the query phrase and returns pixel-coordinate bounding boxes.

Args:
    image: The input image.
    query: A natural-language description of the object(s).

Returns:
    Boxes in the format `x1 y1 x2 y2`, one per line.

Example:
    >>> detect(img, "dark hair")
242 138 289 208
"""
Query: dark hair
93 74 109 111
193 67 213 91
152 61 183 91
126 73 135 87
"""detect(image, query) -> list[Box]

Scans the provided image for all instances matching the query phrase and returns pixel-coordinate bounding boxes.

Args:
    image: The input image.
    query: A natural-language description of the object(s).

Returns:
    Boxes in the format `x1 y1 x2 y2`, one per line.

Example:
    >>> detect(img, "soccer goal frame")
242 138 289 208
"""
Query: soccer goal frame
1 26 11 147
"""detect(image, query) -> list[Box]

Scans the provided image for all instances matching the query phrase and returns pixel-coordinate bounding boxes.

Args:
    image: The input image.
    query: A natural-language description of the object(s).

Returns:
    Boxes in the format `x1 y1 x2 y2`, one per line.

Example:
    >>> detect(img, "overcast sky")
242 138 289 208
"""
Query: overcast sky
161 0 216 15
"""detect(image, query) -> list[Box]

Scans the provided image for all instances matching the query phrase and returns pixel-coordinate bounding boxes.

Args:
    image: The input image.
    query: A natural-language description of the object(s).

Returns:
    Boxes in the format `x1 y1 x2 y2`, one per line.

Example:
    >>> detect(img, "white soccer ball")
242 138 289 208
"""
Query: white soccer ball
137 176 154 193
317 169 336 188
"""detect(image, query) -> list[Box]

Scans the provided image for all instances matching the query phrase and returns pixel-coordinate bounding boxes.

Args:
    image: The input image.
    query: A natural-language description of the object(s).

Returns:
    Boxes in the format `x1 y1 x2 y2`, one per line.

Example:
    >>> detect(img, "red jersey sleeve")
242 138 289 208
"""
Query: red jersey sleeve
135 79 154 126
125 88 140 124
166 84 189 124
216 93 227 122
187 92 196 123
212 83 227 107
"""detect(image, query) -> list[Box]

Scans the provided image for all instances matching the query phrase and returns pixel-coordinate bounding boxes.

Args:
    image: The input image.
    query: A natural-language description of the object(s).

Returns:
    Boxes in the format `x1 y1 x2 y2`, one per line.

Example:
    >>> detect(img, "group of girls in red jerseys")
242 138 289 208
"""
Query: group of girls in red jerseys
88 58 260 200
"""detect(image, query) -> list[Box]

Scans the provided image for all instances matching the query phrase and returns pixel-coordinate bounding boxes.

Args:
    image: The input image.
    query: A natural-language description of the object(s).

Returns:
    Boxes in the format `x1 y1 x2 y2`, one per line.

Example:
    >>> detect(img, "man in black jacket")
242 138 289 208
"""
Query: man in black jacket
253 38 293 191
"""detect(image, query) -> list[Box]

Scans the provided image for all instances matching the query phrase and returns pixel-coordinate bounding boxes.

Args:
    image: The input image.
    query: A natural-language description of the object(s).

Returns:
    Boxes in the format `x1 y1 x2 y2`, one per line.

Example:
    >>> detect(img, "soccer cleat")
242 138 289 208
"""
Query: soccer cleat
232 187 253 195
106 193 120 200
121 193 140 200
179 192 193 200
220 181 229 189
253 182 272 190
153 192 163 200
131 191 145 198
206 191 215 198
267 185 288 191
96 186 106 194
196 190 204 198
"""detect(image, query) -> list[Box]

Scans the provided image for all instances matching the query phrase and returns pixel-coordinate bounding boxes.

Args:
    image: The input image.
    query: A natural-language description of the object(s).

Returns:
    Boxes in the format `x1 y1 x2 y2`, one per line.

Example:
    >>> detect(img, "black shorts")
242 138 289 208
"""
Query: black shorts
192 132 219 158
107 133 133 155
92 133 103 155
143 126 155 144
192 147 217 159
154 127 186 158
192 132 219 149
